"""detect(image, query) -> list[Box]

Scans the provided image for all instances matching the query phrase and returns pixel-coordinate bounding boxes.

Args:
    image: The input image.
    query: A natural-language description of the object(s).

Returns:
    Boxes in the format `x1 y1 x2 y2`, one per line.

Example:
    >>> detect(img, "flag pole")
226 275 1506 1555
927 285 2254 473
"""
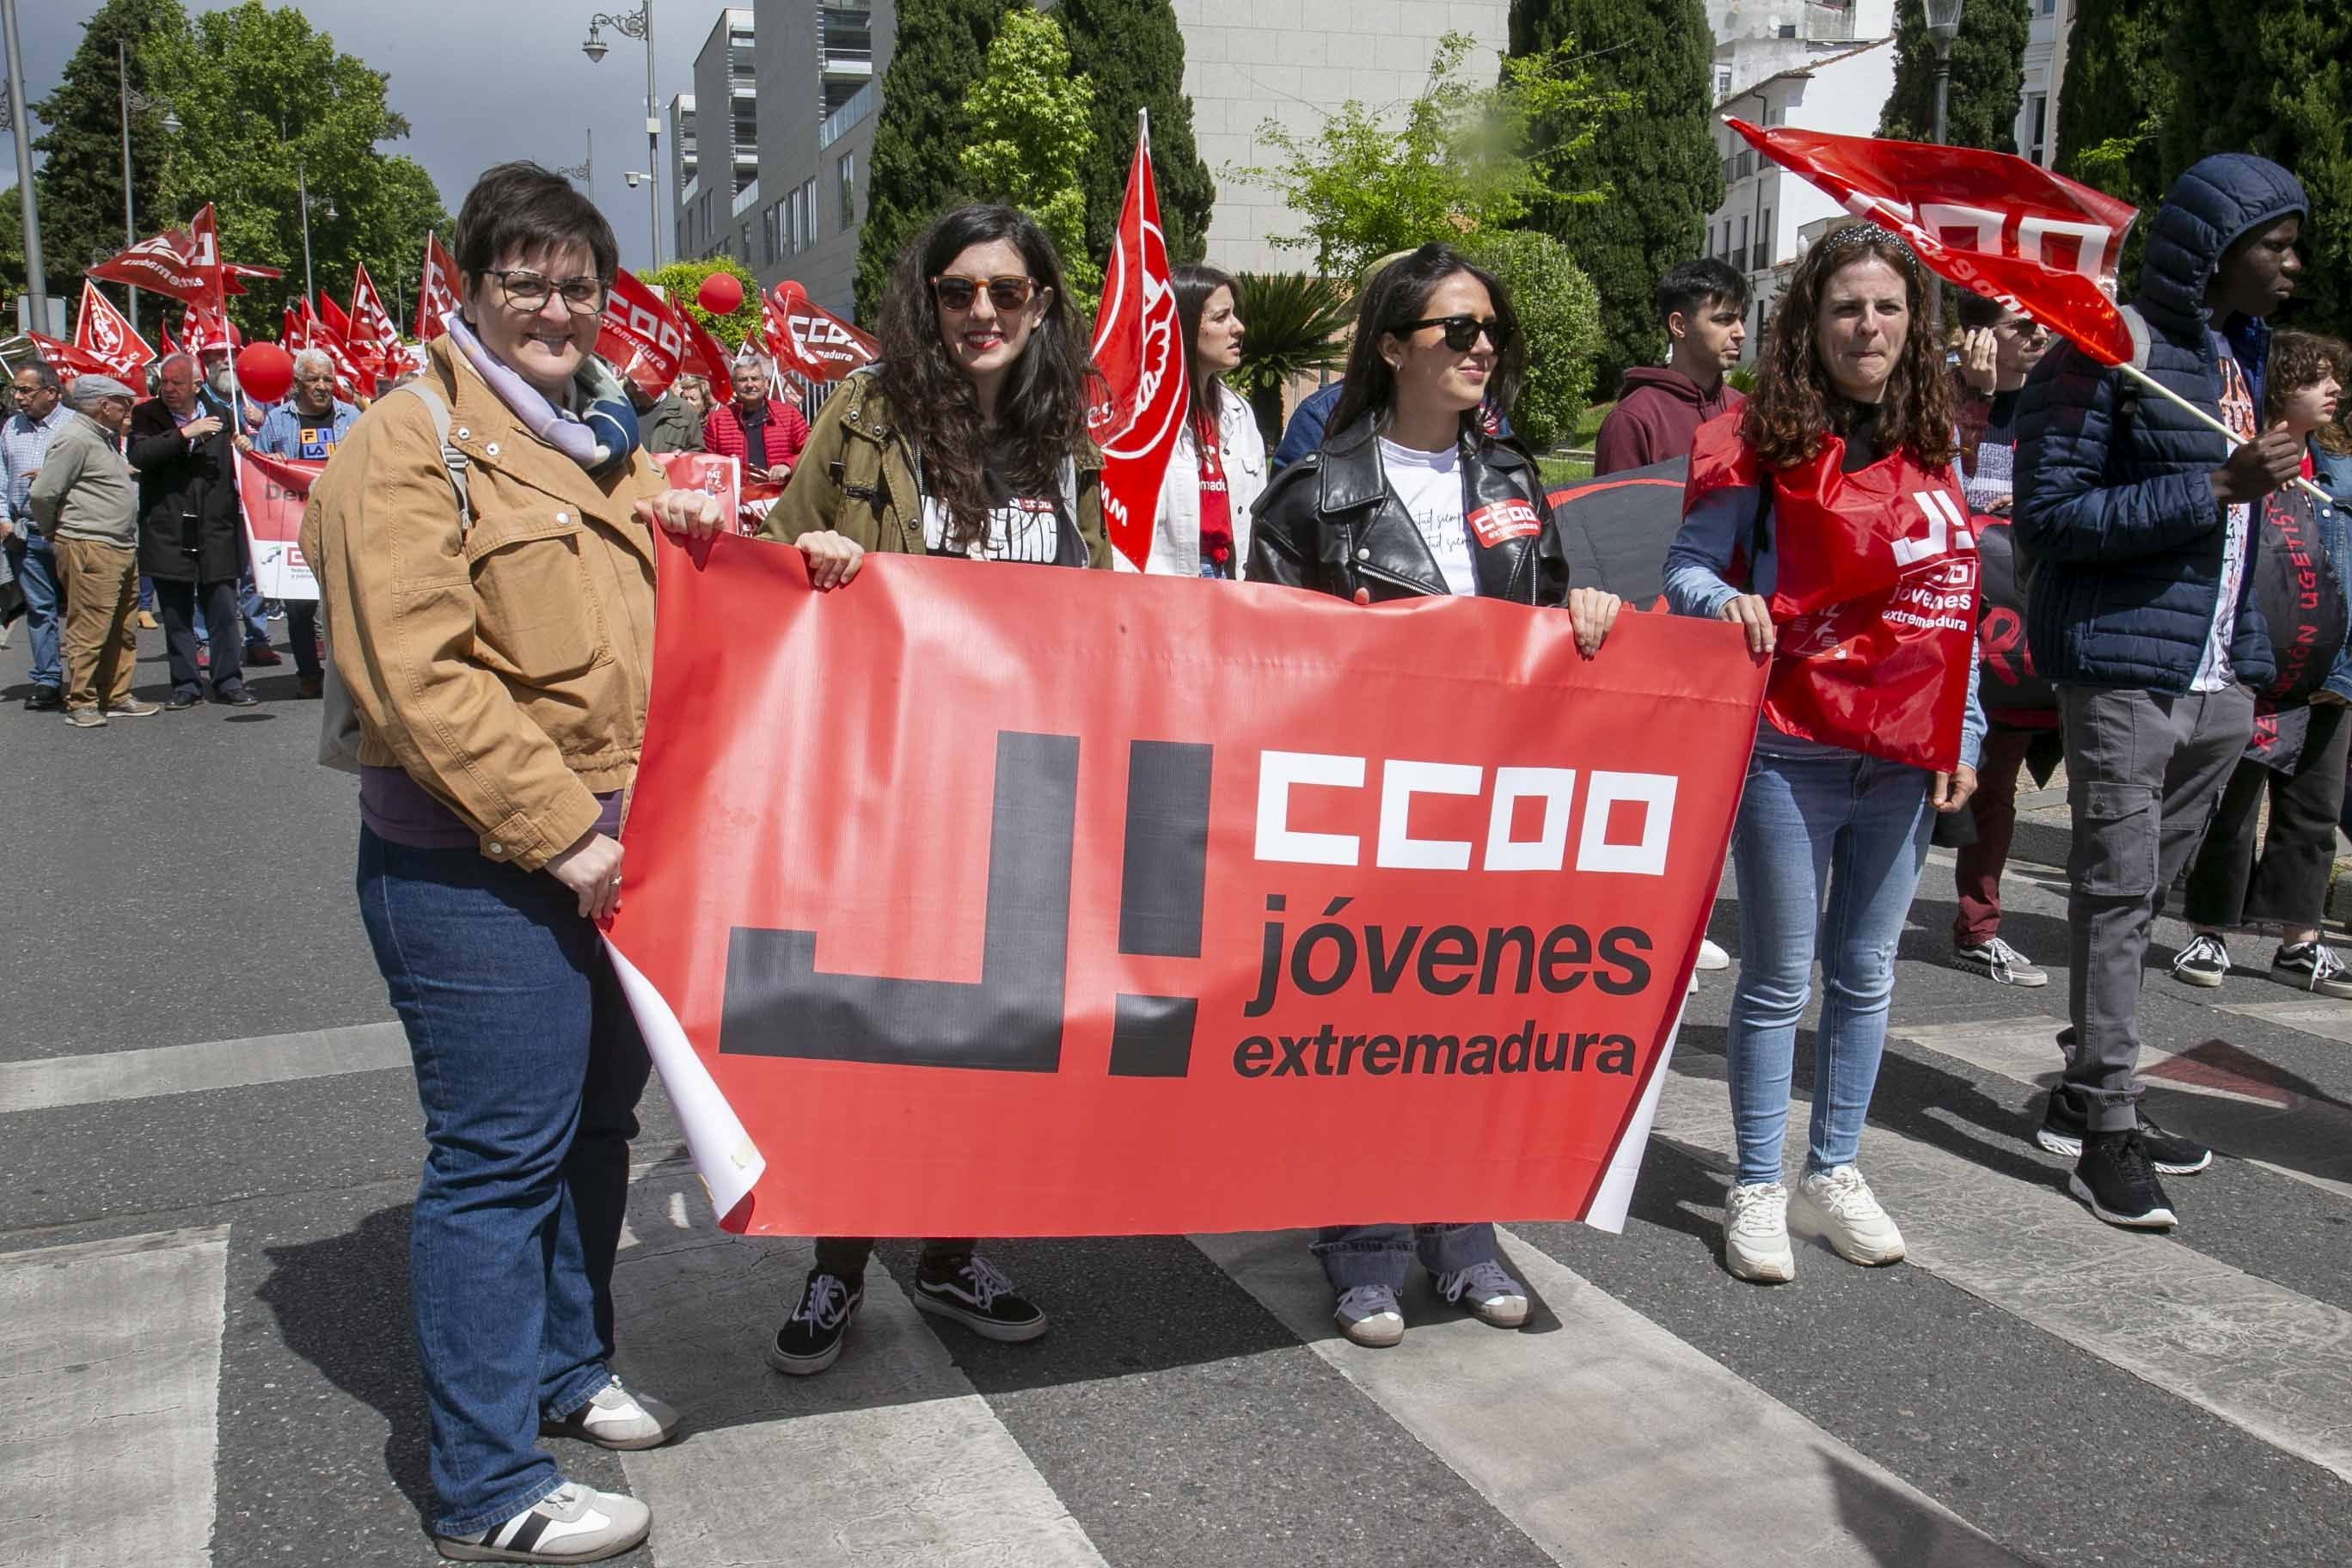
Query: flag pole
2114 360 2331 505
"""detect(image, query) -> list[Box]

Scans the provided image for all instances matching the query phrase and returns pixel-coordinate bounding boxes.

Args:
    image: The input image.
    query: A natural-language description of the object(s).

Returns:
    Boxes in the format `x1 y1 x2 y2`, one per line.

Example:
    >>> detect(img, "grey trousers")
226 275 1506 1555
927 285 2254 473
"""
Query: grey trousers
2058 682 2256 1130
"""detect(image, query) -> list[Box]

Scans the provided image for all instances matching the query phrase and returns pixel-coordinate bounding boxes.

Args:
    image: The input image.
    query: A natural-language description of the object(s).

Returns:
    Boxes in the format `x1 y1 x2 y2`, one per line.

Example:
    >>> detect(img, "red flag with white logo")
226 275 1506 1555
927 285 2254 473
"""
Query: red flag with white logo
1087 121 1190 572
597 267 689 401
1725 119 2141 366
348 264 402 358
180 299 242 357
27 333 119 388
417 232 463 342
74 282 157 380
85 203 225 307
763 283 878 384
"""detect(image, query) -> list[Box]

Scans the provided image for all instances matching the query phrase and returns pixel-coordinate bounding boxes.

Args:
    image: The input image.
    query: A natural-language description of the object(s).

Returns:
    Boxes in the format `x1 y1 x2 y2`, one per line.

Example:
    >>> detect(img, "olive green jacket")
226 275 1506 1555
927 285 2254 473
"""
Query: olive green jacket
759 371 1110 567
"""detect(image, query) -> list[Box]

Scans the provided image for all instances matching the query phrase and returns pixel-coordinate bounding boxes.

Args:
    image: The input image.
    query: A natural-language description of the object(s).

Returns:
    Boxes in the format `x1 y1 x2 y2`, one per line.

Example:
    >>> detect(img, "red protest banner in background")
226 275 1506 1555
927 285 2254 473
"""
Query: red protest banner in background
763 283 877 383
234 450 323 600
418 232 463 341
74 282 156 380
597 268 688 401
1087 126 1190 572
652 451 748 534
605 543 1766 1235
1726 119 2141 366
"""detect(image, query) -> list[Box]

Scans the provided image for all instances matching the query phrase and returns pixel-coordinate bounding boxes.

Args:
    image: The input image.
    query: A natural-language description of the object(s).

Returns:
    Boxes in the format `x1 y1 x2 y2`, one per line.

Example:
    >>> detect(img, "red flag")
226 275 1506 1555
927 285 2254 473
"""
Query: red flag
317 292 354 344
85 203 225 306
283 303 306 348
763 285 877 384
418 232 463 342
597 267 689 400
348 264 401 354
221 260 284 297
73 282 158 380
678 307 735 389
1725 119 2141 367
180 299 243 357
157 319 182 358
26 332 120 387
1087 126 1190 572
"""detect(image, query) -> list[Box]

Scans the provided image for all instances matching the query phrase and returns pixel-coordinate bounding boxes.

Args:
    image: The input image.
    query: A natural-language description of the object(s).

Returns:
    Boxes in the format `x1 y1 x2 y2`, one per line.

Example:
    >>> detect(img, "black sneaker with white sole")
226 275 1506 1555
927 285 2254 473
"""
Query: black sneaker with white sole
910 1253 1048 1342
2272 940 2352 999
2170 932 2231 987
1951 935 2049 987
2069 1130 2177 1228
767 1270 864 1376
2034 1091 2213 1173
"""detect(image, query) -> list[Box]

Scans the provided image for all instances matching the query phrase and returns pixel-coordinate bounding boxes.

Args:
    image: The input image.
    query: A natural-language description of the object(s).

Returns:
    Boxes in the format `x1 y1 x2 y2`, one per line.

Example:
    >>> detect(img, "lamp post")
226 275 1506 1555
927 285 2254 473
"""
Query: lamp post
555 128 594 187
583 4 661 270
296 157 334 310
0 0 48 336
1925 0 1964 148
116 40 181 335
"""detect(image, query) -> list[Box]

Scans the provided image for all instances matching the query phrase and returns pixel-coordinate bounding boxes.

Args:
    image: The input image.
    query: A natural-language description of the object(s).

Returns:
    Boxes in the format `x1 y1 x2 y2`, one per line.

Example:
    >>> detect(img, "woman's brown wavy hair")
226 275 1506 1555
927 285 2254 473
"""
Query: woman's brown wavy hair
2266 330 2351 456
1740 224 1957 472
872 205 1097 548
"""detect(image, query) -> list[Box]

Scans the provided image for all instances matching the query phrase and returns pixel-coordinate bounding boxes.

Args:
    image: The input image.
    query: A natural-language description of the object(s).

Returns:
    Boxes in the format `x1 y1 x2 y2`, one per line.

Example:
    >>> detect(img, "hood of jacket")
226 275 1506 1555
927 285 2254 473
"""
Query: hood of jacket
2137 154 2309 347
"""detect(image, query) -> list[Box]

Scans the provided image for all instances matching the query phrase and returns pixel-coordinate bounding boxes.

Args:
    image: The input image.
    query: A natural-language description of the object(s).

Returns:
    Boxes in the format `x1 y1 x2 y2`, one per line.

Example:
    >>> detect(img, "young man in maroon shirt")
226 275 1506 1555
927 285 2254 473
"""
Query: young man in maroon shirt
1594 259 1749 476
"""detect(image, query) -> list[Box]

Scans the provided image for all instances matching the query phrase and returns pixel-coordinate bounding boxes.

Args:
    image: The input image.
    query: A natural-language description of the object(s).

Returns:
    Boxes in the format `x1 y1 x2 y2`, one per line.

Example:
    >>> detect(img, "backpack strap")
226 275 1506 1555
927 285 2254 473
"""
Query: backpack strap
395 381 474 536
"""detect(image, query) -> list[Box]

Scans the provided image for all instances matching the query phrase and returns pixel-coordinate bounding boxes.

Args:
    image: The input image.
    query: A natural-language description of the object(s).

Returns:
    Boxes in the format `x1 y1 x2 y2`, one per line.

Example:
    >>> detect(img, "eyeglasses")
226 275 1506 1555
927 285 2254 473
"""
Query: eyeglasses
482 269 608 314
931 274 1039 313
1399 315 1514 354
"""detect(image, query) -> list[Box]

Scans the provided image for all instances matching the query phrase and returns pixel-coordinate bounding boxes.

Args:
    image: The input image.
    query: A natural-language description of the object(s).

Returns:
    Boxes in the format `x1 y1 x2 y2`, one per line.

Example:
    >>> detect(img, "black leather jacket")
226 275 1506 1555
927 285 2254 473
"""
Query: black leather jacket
1246 413 1569 604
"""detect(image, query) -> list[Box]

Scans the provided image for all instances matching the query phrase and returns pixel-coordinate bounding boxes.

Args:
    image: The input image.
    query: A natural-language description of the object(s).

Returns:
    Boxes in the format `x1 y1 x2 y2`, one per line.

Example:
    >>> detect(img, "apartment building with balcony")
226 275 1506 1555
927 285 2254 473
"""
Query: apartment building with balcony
675 9 763 263
730 0 890 313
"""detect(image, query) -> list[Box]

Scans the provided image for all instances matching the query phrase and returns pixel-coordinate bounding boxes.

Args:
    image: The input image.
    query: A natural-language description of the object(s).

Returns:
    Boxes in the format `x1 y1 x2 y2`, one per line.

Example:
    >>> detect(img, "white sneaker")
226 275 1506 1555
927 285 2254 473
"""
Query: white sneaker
1724 1181 1794 1283
1695 938 1730 971
539 1377 680 1451
1791 1164 1907 1265
1334 1284 1406 1346
436 1482 650 1563
1435 1259 1530 1327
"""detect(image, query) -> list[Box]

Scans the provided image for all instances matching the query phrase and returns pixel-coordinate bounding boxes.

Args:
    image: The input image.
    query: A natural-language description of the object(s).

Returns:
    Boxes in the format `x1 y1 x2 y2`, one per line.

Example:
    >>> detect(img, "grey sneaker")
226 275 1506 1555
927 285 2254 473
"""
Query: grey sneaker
1334 1284 1405 1346
539 1376 679 1451
1434 1259 1529 1327
62 707 105 728
2272 941 2352 1000
435 1482 650 1563
2171 932 2231 988
104 698 162 718
1952 935 2048 987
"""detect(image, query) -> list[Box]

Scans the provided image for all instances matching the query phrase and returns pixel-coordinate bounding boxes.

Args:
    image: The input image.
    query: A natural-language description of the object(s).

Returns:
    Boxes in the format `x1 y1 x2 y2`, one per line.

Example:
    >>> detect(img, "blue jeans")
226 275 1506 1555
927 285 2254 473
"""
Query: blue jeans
1312 1223 1500 1292
5 531 62 689
356 828 652 1537
1726 745 1932 1185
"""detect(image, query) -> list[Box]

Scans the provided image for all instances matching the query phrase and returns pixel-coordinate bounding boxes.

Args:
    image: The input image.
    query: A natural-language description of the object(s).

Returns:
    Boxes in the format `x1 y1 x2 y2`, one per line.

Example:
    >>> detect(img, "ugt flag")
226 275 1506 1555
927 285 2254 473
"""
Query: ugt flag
73 282 156 380
1087 117 1190 573
417 232 464 342
603 538 1767 1235
1727 120 2140 366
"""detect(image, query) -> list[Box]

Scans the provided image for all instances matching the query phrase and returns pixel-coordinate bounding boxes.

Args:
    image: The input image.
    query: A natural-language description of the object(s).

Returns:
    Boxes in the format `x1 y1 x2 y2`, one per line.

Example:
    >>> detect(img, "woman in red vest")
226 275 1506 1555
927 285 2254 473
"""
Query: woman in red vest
1663 224 1985 1285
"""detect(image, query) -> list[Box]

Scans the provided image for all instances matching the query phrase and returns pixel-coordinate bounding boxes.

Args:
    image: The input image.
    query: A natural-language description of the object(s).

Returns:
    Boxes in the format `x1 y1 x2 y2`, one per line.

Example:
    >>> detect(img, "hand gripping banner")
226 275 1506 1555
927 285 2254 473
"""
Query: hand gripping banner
606 541 1767 1236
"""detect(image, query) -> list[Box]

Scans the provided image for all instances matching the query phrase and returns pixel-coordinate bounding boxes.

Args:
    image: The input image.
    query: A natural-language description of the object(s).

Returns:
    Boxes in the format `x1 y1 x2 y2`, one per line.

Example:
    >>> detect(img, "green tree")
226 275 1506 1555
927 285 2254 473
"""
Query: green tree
1058 0 1215 268
0 190 24 314
143 0 448 336
1458 229 1601 451
957 7 1098 296
1510 0 1721 397
2161 0 2351 336
2053 0 2177 211
1877 0 2031 151
855 0 1004 322
644 256 763 349
26 0 191 311
1234 33 1621 283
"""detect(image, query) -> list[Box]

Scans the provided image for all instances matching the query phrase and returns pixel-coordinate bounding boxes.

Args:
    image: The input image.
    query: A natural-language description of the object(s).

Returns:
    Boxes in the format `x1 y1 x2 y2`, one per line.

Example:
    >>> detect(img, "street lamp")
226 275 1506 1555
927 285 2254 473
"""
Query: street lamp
297 159 335 309
1925 0 1963 148
0 0 49 336
582 3 662 269
117 40 181 334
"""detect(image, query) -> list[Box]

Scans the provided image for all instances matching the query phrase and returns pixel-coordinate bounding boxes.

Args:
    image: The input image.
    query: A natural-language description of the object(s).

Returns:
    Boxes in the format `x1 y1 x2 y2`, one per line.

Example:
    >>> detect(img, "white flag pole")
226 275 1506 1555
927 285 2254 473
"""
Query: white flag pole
2113 360 2330 505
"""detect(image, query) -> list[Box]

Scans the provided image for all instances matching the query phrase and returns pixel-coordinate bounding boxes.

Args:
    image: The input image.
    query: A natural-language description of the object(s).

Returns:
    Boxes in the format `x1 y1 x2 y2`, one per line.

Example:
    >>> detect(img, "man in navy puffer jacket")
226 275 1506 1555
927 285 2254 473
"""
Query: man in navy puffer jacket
2013 153 2309 1230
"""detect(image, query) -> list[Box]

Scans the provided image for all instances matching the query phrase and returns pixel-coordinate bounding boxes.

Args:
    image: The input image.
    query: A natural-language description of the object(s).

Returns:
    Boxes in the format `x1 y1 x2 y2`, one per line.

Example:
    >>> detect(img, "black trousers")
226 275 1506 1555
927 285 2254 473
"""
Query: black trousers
155 578 245 696
813 1237 976 1279
2184 701 2352 932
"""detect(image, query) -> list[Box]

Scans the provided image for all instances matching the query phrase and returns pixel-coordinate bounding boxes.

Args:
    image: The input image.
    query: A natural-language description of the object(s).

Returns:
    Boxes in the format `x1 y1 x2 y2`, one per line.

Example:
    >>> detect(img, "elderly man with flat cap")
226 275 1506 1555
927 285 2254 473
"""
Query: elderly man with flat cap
29 375 157 727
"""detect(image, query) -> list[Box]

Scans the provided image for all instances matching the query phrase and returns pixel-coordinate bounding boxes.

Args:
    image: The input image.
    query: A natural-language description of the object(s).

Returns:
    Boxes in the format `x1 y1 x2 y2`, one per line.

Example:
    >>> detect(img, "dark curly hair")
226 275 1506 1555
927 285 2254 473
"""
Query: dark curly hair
1327 243 1525 438
873 205 1097 548
2266 331 2349 454
1740 224 1957 471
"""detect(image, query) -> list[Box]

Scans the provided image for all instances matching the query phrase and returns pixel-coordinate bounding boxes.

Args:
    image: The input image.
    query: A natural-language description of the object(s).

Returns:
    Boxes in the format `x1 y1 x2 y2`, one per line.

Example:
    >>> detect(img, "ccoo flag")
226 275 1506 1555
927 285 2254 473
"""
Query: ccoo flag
1087 115 1190 573
1725 119 2141 366
416 232 464 342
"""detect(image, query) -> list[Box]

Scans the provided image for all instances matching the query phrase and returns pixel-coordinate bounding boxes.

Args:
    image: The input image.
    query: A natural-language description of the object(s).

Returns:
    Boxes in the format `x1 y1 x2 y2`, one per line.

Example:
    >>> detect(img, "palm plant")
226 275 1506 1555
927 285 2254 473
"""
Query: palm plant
1228 272 1356 446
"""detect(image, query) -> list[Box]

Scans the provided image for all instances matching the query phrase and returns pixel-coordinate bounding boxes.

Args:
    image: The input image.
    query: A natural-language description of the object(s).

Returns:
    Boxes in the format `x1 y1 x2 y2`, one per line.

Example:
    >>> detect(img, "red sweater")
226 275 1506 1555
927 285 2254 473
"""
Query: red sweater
1593 367 1743 475
703 397 809 474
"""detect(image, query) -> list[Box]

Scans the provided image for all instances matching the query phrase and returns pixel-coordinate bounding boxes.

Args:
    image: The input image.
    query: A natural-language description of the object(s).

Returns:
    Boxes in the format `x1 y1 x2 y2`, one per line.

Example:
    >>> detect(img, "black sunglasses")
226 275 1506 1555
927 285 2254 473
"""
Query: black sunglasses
1399 314 1512 353
930 274 1040 313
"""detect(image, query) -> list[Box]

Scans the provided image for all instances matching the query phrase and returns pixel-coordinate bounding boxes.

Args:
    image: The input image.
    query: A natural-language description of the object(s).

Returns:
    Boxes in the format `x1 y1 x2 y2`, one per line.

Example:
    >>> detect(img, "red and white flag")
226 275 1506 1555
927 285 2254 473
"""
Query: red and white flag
85 203 225 307
678 306 736 389
348 264 402 356
1087 120 1190 572
763 283 877 384
1726 120 2141 366
417 232 463 342
73 282 158 380
180 299 242 357
26 332 119 388
597 267 689 401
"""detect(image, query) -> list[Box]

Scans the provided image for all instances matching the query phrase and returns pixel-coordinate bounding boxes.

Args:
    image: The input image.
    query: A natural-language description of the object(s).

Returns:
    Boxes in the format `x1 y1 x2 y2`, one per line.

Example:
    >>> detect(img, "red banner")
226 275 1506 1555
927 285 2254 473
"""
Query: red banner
234 450 323 600
1727 119 2141 367
763 285 878 383
604 543 1765 1235
597 268 689 401
73 282 157 379
1087 131 1190 572
652 451 748 535
418 233 463 342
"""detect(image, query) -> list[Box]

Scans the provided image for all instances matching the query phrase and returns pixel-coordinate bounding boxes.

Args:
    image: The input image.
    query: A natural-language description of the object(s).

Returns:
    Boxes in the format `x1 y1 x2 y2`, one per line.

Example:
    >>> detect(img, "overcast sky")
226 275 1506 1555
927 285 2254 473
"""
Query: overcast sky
3 0 727 270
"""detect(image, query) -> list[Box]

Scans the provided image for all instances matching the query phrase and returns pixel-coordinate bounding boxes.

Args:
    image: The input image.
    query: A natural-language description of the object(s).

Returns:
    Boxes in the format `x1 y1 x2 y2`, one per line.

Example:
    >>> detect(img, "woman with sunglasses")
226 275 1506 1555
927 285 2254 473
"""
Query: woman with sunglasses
1129 265 1264 577
1663 224 1984 1285
758 203 1106 1377
1248 242 1622 1348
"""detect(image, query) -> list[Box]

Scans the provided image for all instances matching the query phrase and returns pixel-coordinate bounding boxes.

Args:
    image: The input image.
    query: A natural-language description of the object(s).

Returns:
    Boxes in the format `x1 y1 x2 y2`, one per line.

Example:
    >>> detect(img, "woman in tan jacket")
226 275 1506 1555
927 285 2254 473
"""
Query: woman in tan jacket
303 162 835 1565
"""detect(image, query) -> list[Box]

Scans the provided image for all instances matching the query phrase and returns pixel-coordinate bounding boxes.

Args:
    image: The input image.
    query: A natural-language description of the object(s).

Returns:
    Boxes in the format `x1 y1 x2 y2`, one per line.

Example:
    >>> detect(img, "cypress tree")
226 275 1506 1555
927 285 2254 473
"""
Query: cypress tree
1876 0 2031 151
854 0 1004 322
2160 0 2351 336
2051 0 2176 208
1510 0 1723 397
28 0 191 280
1058 0 1216 269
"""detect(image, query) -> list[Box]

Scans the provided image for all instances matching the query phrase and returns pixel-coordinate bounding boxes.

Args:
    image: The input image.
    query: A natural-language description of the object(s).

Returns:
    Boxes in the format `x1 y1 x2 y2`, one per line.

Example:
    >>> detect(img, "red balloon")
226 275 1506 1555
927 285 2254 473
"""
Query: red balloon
697 273 746 315
774 279 806 308
236 342 296 404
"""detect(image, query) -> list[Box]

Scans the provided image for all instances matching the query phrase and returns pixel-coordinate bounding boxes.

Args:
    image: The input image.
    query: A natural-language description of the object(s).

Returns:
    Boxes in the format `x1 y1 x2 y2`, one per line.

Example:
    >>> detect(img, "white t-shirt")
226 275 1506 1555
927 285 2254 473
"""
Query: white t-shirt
1378 438 1475 597
2192 332 2257 693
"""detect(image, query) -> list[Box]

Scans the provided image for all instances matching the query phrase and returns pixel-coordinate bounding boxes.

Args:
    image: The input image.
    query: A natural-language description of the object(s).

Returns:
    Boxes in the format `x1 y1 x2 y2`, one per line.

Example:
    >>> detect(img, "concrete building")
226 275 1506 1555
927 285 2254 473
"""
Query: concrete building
1706 0 1893 99
2014 0 2074 168
692 0 1510 318
677 9 762 265
1704 34 1899 358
